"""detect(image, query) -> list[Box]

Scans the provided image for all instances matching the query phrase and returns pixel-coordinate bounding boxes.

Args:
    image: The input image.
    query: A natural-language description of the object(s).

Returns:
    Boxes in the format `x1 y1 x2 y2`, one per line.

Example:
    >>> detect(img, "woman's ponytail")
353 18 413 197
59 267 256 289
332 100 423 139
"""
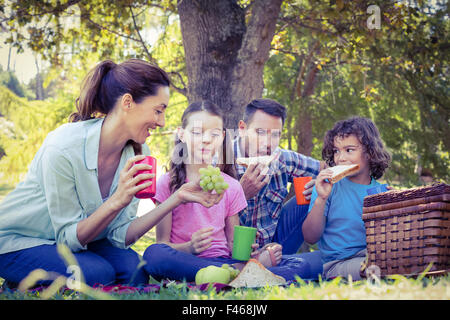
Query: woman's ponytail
69 59 170 155
69 60 117 122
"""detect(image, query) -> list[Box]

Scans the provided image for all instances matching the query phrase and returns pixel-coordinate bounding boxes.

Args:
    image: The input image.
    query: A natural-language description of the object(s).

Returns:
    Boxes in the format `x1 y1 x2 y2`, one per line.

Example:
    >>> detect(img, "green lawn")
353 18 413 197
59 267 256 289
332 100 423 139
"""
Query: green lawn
1 231 449 300
123 235 450 300
1 269 448 300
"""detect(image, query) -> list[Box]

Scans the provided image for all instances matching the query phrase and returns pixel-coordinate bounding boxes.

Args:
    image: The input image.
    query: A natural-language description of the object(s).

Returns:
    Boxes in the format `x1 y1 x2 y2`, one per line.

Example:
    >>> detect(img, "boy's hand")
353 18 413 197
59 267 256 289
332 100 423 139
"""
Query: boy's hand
315 169 334 200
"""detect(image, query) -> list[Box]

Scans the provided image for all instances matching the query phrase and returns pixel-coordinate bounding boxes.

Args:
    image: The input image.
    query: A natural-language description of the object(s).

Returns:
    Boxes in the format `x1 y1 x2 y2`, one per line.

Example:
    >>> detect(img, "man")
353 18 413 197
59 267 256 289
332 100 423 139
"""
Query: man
233 99 323 276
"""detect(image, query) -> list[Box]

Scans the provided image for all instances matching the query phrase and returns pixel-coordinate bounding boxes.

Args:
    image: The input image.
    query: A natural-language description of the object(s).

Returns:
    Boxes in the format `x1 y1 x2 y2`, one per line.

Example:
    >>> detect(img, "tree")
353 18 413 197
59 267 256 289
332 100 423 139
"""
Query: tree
0 67 26 97
1 0 284 129
178 0 282 129
33 55 44 100
264 0 449 184
1 0 448 184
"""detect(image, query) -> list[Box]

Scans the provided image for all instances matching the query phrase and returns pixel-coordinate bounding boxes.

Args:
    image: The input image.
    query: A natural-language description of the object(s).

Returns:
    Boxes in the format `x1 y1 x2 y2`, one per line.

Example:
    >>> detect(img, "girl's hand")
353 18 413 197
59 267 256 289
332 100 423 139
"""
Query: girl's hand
176 178 225 207
190 227 214 254
249 231 262 258
109 155 154 211
315 168 334 201
249 243 260 259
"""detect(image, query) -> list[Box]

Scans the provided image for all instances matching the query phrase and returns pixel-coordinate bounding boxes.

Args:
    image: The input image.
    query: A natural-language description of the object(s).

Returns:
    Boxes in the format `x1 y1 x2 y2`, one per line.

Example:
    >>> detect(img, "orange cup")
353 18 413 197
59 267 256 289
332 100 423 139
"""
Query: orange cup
293 176 313 205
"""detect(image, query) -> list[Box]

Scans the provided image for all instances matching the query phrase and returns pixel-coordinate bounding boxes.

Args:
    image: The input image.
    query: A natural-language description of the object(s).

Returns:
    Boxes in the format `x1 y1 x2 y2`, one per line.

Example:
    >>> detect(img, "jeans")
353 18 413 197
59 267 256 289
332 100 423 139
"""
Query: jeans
272 196 323 279
143 243 314 282
143 197 324 283
0 239 148 287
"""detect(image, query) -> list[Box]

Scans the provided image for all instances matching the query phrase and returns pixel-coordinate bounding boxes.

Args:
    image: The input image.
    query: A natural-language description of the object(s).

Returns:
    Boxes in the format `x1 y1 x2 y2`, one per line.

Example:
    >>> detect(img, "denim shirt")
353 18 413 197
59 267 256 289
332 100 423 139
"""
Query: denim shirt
0 118 150 254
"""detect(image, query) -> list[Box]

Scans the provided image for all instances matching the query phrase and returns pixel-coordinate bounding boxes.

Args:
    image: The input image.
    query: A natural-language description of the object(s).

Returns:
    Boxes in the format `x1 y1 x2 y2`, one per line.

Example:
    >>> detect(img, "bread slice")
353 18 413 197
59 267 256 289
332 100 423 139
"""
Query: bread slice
229 259 286 288
328 164 360 184
236 152 278 168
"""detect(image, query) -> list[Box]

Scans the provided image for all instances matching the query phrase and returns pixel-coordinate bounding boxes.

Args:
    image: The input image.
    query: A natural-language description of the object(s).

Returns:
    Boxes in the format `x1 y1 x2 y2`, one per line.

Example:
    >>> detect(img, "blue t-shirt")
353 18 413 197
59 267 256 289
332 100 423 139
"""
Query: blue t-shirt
307 177 380 264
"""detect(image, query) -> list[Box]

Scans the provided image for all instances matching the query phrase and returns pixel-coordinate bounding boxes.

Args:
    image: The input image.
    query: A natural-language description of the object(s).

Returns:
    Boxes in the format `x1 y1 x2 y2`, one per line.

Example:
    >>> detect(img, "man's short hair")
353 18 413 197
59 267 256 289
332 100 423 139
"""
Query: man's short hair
243 99 287 125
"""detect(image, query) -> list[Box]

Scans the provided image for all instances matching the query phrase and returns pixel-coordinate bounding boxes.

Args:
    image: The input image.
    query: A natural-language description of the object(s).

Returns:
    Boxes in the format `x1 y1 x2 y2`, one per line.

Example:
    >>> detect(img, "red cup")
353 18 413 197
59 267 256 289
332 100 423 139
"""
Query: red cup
293 176 313 205
134 156 156 199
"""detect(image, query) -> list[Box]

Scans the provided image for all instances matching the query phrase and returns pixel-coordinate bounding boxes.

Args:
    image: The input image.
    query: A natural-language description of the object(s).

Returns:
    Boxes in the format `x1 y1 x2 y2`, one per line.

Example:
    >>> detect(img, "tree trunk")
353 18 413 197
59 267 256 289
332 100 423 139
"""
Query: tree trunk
7 46 12 71
294 42 320 157
178 0 282 130
34 56 44 100
295 103 313 156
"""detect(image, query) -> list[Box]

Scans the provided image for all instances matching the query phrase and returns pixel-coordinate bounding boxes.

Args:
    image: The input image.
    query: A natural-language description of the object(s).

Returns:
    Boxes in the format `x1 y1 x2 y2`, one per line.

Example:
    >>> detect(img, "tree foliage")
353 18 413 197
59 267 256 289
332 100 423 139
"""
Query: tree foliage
265 0 449 185
0 0 448 186
0 67 26 97
0 86 74 183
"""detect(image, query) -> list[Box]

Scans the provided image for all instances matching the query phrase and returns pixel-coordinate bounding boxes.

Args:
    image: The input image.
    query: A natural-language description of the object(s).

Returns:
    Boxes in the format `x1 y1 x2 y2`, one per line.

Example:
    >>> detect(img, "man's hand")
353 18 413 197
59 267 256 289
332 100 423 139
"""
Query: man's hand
301 161 326 201
239 163 271 200
302 179 316 201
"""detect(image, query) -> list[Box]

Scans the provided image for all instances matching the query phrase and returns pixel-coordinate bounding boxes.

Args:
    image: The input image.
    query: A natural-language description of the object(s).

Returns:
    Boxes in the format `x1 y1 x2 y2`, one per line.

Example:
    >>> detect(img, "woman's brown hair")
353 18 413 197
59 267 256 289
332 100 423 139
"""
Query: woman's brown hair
69 59 170 154
322 116 391 180
169 101 237 193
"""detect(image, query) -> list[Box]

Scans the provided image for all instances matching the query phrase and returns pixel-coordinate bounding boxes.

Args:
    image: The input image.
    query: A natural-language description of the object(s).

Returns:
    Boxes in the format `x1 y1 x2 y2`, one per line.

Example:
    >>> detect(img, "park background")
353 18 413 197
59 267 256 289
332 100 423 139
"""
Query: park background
0 0 448 300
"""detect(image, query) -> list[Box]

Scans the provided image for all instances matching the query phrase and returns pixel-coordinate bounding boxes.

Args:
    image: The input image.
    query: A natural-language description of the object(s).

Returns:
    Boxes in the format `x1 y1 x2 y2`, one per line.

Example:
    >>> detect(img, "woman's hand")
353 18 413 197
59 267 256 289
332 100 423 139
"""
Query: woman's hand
109 155 154 211
315 168 334 201
176 178 225 208
190 227 214 254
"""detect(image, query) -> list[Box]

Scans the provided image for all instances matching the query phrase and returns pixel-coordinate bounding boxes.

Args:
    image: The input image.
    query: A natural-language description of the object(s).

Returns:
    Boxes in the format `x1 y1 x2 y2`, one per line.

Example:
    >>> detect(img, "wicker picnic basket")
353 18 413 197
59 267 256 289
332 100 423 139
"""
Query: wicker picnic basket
362 183 450 276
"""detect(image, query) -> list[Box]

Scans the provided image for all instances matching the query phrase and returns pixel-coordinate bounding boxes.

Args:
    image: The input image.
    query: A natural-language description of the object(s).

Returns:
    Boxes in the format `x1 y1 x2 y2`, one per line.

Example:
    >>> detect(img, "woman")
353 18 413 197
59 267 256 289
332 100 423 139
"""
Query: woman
0 59 223 288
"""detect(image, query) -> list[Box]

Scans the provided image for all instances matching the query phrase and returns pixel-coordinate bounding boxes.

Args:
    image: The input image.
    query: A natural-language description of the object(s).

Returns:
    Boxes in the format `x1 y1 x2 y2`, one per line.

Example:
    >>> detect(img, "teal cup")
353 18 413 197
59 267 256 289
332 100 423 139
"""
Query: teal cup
232 225 257 261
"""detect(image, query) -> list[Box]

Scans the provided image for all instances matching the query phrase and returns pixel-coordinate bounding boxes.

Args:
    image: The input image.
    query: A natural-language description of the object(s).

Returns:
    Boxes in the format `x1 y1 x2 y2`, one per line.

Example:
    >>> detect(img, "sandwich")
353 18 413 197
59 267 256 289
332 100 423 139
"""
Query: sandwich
236 152 279 168
228 259 286 288
327 164 360 184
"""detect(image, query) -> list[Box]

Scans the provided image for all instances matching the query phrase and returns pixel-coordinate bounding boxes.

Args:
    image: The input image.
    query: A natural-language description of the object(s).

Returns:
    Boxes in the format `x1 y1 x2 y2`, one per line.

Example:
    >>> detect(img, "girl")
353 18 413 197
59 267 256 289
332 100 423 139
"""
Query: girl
302 116 391 280
0 59 222 288
143 101 296 283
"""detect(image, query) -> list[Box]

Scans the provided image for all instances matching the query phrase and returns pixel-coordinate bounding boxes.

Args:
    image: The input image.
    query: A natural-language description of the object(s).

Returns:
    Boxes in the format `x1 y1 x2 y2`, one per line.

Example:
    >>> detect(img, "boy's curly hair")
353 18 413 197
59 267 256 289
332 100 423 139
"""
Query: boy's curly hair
322 116 391 180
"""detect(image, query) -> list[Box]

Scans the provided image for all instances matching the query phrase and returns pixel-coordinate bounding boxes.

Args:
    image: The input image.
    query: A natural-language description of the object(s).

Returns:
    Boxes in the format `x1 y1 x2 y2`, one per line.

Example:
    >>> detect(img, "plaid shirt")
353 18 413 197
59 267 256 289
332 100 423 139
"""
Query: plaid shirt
233 138 320 247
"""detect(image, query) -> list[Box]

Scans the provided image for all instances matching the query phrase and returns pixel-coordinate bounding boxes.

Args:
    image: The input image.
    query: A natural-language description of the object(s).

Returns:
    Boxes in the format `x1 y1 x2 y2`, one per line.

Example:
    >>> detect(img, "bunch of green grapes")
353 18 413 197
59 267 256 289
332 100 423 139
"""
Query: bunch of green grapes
221 264 240 280
199 165 229 194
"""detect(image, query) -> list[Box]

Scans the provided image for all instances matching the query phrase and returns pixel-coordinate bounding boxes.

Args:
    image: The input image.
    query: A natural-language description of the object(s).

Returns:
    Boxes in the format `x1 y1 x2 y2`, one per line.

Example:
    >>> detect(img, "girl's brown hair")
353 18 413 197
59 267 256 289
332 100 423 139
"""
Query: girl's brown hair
322 116 391 180
69 59 170 154
169 101 237 193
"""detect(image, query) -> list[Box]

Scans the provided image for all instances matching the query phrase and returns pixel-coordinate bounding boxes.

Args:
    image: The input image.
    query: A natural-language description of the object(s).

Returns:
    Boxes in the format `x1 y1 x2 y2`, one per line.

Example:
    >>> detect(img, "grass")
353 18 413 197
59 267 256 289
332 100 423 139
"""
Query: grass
0 184 449 300
1 271 448 300
1 230 449 300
